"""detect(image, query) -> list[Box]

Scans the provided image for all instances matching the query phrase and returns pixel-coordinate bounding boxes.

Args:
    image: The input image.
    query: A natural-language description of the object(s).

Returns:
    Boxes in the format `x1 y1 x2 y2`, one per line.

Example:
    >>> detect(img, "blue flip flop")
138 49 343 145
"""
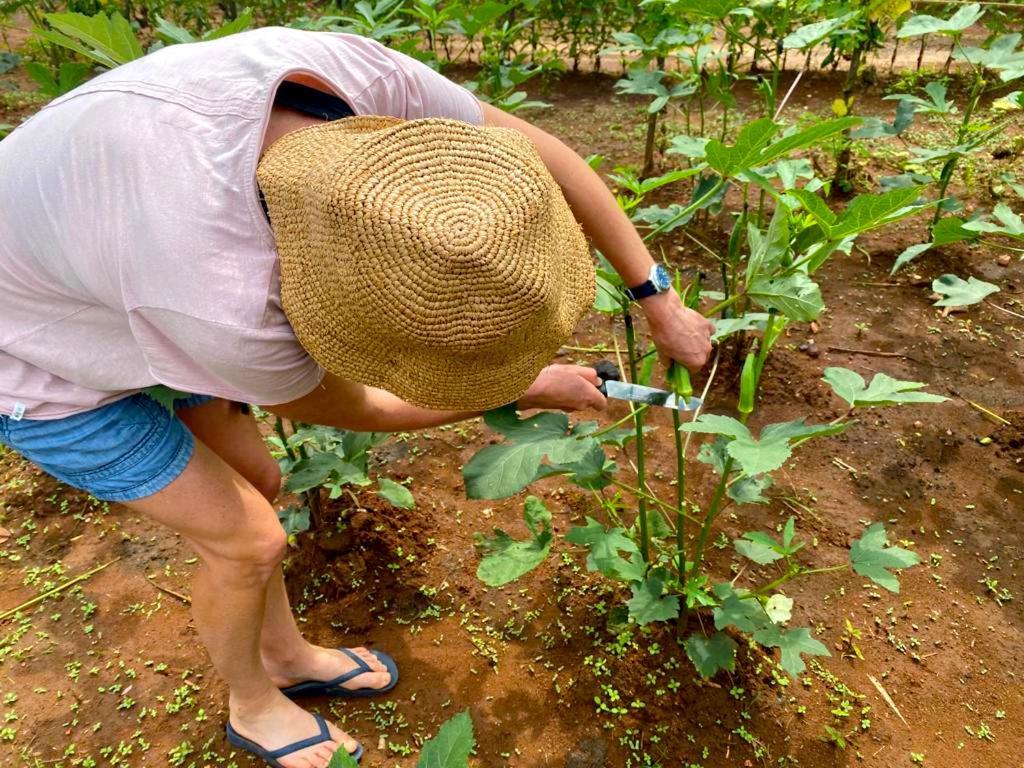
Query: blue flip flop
226 713 364 766
281 648 399 699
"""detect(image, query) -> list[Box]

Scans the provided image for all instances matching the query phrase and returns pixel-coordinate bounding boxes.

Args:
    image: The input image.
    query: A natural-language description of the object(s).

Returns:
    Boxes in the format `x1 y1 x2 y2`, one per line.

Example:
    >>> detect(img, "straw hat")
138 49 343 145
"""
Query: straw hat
257 116 594 410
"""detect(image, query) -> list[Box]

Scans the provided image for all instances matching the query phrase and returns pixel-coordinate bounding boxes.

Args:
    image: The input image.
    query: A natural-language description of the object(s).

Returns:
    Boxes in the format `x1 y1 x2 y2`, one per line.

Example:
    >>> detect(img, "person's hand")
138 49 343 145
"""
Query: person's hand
639 290 715 373
518 364 607 412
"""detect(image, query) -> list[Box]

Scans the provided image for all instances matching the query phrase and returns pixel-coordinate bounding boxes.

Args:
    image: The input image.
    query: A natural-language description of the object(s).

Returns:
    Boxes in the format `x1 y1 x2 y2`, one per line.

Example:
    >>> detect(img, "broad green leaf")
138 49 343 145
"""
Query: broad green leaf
476 496 552 587
679 414 751 440
727 435 794 477
566 517 644 581
327 745 360 768
746 205 790 283
955 34 1024 82
747 272 824 321
765 593 793 624
377 477 415 509
416 710 475 768
755 117 861 170
684 631 738 678
484 405 569 442
594 271 624 312
712 313 770 342
277 505 311 537
850 99 916 138
728 473 773 504
285 453 367 494
898 3 984 38
884 81 952 115
734 531 784 564
666 134 710 159
550 441 615 491
713 583 771 633
759 419 846 443
963 203 1024 240
822 367 948 408
705 118 779 177
33 28 119 69
465 407 598 499
142 384 191 413
850 522 920 593
753 625 830 676
783 12 858 50
154 14 197 44
787 188 838 231
463 442 548 499
831 187 927 239
203 8 254 40
890 242 932 274
626 575 680 625
45 11 144 66
932 216 978 246
932 274 1000 307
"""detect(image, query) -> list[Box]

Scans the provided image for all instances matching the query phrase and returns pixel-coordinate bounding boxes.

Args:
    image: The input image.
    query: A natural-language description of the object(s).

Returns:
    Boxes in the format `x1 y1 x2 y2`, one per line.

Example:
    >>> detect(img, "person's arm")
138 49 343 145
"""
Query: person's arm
268 364 607 432
480 103 714 373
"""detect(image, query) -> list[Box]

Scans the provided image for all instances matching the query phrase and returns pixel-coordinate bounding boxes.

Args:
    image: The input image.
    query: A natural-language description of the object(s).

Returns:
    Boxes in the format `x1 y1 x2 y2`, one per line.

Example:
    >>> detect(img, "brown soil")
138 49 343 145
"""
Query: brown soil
2 38 1024 768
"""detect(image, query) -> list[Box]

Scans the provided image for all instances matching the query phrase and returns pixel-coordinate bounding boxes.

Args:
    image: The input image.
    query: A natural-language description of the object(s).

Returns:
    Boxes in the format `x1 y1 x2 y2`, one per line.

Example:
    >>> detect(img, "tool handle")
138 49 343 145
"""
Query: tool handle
591 360 622 397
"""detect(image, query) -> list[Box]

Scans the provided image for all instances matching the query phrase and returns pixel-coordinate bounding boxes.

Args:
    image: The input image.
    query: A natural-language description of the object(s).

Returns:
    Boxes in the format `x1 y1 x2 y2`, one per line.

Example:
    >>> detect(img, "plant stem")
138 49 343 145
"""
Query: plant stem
274 417 298 462
642 178 726 243
750 563 849 597
591 404 651 439
702 292 742 318
672 403 687 635
622 306 649 563
932 66 985 227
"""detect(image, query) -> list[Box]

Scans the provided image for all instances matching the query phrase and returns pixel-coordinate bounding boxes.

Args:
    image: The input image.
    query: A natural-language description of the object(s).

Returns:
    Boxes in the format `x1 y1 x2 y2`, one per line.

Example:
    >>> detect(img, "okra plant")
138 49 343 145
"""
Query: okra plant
465 114 947 680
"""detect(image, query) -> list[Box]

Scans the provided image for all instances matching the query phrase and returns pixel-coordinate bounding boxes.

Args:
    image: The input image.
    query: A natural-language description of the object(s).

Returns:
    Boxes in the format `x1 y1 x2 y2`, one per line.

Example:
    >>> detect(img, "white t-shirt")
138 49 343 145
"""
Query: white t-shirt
0 27 483 419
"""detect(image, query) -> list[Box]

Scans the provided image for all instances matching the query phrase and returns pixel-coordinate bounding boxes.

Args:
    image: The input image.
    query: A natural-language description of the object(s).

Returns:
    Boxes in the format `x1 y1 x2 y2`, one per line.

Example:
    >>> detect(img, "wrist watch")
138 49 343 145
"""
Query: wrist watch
625 263 672 302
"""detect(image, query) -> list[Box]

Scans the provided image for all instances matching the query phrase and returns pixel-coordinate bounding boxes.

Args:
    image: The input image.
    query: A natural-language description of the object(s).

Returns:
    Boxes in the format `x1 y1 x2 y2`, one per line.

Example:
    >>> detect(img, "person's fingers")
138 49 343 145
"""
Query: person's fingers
577 365 601 386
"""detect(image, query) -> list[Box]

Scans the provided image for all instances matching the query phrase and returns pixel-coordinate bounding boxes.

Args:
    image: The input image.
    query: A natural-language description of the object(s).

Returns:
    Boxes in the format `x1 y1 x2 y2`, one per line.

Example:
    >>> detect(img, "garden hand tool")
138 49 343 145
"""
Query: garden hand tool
591 361 702 411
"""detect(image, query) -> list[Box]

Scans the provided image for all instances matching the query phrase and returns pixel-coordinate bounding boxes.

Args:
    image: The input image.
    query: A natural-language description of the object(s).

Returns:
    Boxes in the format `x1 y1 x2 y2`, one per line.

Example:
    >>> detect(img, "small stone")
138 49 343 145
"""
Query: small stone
565 738 608 768
998 254 1011 266
914 420 923 429
810 321 821 333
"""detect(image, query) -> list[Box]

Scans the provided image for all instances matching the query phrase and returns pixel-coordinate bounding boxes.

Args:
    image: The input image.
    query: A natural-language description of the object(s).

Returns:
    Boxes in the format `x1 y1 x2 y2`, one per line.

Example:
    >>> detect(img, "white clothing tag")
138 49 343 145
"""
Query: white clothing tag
11 403 26 421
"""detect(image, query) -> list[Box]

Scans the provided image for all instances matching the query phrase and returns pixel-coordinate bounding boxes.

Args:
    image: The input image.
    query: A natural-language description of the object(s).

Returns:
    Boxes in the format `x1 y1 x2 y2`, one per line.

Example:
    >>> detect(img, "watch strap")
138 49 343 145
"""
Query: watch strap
625 280 659 302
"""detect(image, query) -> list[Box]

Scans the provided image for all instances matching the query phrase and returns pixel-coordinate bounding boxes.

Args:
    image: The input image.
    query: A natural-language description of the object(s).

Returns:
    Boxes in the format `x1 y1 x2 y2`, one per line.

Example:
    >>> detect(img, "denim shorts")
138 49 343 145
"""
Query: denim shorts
0 393 215 503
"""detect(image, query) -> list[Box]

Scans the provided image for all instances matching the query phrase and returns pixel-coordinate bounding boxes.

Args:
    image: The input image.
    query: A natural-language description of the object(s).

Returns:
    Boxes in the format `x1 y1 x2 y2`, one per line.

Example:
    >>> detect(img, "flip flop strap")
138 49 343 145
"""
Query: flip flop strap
265 714 331 759
320 648 374 687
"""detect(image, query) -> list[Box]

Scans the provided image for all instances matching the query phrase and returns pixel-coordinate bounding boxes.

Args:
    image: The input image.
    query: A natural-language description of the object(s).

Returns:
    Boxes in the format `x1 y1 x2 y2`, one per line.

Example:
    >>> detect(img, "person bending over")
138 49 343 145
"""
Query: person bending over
0 27 713 766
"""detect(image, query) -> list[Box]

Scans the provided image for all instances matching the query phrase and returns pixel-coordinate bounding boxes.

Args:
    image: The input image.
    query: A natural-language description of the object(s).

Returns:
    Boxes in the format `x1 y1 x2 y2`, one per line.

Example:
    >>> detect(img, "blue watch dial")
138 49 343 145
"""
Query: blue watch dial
653 264 671 292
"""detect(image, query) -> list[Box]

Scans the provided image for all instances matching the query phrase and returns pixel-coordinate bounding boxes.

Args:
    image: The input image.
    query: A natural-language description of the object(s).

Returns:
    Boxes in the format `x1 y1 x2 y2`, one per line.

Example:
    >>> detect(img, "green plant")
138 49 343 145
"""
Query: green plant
327 709 474 767
270 421 414 536
896 4 1024 229
462 115 944 681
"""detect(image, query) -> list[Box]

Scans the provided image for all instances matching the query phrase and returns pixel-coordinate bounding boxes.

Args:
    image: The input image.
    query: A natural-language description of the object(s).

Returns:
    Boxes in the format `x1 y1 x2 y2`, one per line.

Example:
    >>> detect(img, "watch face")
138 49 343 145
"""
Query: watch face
653 264 672 292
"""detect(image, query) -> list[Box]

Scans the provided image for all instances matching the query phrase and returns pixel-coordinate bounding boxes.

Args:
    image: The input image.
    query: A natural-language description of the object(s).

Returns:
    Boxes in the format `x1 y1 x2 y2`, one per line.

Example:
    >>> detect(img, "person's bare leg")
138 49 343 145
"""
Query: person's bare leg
128 440 358 767
176 400 391 691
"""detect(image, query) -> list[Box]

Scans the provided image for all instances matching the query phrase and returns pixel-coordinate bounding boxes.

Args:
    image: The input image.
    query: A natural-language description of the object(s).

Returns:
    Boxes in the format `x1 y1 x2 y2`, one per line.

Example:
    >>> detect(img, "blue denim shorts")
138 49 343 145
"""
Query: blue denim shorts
0 393 215 502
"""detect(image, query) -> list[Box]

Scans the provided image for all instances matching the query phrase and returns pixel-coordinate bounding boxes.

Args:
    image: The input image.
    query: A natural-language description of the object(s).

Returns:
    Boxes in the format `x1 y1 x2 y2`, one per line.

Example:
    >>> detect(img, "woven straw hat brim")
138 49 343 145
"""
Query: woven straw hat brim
258 116 594 411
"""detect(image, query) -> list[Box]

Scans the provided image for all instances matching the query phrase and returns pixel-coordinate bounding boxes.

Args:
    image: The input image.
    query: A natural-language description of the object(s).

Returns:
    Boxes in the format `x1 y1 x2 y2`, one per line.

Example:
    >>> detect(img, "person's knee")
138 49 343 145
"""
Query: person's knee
202 521 287 587
251 460 282 503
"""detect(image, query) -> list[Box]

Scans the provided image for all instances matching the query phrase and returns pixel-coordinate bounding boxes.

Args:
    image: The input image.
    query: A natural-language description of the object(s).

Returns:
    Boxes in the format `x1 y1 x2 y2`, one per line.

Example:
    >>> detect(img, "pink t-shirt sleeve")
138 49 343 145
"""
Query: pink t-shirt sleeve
348 42 484 124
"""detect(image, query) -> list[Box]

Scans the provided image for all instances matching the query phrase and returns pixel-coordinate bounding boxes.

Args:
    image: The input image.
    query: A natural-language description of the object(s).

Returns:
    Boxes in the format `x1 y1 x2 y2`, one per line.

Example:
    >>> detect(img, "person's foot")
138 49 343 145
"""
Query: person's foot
229 690 358 768
265 645 392 692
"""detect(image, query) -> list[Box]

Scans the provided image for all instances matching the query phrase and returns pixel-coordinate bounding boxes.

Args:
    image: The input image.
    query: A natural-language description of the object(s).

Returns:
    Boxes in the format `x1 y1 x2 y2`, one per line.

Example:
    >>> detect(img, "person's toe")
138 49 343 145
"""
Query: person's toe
311 744 336 767
326 721 359 754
